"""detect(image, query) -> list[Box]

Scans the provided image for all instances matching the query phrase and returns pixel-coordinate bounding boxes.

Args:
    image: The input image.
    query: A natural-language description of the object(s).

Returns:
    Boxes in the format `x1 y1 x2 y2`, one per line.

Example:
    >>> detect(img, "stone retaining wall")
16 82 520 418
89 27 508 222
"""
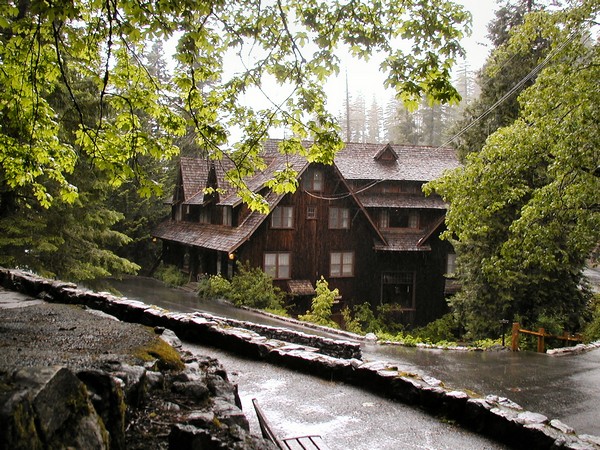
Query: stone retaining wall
2 268 599 449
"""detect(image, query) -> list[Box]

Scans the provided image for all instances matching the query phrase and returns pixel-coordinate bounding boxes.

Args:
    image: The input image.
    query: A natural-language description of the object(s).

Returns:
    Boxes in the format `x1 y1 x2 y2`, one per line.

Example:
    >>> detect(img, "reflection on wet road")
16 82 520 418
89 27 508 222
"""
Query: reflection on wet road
185 342 508 450
101 276 600 437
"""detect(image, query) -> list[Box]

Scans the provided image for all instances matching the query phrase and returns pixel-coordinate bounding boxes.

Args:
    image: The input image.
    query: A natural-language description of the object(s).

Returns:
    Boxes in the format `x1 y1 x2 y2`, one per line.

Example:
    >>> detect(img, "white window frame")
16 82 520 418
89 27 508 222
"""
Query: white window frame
330 251 354 278
264 252 291 279
329 207 350 229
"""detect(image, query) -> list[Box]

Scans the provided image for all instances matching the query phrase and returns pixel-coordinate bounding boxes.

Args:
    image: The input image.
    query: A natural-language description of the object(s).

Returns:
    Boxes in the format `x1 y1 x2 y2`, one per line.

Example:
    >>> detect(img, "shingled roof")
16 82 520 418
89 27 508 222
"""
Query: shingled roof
157 139 458 253
334 142 459 182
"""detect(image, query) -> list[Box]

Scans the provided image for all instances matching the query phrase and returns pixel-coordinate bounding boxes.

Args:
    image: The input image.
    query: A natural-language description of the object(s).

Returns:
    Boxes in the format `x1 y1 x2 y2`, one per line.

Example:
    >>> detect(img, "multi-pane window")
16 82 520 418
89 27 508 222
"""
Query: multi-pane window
446 253 457 277
329 207 350 229
222 206 232 226
306 206 317 219
380 209 419 229
303 168 323 192
330 252 354 277
264 252 291 279
271 206 294 229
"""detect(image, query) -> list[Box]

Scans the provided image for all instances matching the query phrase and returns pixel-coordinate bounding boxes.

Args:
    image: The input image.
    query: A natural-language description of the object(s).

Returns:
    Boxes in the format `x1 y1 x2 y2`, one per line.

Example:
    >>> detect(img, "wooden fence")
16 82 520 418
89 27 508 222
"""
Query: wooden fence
511 322 583 353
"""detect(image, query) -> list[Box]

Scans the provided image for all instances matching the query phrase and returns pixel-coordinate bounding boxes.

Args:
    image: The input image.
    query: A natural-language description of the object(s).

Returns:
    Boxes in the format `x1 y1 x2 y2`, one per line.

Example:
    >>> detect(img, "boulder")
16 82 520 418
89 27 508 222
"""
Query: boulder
0 366 108 450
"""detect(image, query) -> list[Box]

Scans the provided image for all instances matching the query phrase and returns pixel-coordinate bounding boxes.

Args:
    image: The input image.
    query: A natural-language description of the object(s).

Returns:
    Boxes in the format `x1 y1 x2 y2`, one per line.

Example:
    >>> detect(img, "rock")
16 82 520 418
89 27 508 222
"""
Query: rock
77 369 127 450
172 380 210 401
551 419 575 434
168 423 217 449
110 363 147 408
212 398 249 431
516 411 548 425
159 328 183 349
0 366 109 450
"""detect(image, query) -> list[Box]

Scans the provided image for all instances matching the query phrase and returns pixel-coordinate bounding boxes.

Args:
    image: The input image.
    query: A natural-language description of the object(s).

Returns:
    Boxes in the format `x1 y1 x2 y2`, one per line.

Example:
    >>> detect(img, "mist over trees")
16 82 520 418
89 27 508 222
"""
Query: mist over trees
338 62 479 146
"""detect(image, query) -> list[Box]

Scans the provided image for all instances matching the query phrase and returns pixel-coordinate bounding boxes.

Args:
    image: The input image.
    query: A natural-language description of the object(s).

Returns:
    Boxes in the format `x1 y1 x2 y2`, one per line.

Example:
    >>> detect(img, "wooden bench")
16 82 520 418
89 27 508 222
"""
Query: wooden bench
252 398 331 450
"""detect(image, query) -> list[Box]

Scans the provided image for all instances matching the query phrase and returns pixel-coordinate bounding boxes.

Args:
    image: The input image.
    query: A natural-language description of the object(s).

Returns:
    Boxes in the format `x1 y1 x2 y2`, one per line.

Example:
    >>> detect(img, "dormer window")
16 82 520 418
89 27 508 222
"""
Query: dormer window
222 206 232 226
374 143 398 162
303 168 323 192
199 208 210 224
380 209 419 229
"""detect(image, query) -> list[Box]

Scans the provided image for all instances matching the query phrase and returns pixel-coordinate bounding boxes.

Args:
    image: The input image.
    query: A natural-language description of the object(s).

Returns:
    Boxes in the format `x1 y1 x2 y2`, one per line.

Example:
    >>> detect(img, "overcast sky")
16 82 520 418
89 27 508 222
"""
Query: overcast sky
323 0 499 114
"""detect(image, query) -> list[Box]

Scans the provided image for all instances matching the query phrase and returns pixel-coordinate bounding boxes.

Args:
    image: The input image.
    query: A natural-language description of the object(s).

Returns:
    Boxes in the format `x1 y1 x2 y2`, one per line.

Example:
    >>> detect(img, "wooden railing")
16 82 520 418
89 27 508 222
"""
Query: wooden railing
511 322 583 353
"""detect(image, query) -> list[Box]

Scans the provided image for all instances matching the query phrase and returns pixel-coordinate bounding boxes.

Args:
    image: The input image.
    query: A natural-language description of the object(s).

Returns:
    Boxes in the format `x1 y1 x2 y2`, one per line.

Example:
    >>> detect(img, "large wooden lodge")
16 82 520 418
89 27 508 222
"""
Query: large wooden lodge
153 139 460 326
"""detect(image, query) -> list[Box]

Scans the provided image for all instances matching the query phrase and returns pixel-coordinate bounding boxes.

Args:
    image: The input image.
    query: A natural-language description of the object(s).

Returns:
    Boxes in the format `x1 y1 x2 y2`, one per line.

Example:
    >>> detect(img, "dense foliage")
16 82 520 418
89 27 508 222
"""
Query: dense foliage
299 277 339 328
0 0 469 212
426 1 600 338
0 0 471 281
197 261 287 315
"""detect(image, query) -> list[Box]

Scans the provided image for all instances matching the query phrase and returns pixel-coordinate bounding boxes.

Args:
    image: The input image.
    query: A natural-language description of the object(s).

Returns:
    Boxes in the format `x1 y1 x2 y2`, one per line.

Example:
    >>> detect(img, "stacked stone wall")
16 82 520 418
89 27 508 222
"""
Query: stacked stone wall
2 268 600 449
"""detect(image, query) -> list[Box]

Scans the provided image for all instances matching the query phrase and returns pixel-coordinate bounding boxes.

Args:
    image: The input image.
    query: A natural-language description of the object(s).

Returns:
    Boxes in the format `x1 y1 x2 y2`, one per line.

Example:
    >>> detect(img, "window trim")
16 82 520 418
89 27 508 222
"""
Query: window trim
328 207 350 229
330 251 354 278
271 206 294 229
264 252 291 280
303 168 323 192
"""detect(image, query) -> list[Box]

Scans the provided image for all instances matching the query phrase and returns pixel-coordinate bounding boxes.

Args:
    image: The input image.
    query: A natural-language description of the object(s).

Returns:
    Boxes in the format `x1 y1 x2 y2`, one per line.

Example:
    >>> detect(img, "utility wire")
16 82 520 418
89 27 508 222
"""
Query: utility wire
438 31 581 150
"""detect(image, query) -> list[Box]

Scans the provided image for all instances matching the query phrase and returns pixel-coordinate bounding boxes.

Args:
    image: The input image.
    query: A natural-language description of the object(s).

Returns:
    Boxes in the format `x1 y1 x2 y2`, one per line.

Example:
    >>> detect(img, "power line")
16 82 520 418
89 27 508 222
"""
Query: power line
439 31 581 150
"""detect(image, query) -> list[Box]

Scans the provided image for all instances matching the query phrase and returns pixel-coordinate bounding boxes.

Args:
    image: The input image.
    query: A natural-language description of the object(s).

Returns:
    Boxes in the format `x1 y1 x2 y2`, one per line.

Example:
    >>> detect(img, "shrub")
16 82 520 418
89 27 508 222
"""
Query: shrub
412 313 460 343
228 261 287 314
154 264 188 287
342 302 385 334
583 294 600 342
341 307 362 334
197 274 231 299
299 277 339 328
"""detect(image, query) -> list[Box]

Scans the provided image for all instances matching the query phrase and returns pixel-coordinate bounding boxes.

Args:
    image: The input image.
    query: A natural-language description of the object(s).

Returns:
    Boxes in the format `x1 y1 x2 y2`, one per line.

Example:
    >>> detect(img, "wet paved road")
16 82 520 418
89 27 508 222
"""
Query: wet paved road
102 277 600 438
184 342 508 450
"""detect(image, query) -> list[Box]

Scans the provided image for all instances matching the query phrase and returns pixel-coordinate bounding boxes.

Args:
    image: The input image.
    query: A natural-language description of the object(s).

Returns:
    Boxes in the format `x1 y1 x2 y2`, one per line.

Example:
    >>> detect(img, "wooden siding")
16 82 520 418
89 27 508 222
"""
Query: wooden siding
234 164 380 306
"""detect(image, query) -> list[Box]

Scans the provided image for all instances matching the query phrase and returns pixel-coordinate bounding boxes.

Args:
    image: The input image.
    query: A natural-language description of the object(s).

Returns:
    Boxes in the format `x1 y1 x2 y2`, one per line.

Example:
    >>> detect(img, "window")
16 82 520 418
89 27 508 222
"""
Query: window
330 252 354 277
264 252 291 279
381 209 419 229
329 207 350 229
271 206 294 229
303 168 323 192
306 206 317 219
381 271 416 309
199 208 211 224
446 253 457 277
222 206 232 226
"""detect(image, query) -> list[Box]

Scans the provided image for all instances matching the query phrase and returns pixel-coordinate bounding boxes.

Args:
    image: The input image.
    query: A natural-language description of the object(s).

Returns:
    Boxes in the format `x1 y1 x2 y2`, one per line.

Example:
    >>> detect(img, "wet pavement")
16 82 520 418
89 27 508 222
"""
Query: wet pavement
184 342 508 450
102 276 600 438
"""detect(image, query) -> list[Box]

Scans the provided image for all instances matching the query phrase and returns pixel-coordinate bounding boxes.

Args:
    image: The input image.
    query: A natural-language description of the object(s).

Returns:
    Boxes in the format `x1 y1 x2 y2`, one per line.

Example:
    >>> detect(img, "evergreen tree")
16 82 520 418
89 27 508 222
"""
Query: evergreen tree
427 0 600 337
449 0 550 160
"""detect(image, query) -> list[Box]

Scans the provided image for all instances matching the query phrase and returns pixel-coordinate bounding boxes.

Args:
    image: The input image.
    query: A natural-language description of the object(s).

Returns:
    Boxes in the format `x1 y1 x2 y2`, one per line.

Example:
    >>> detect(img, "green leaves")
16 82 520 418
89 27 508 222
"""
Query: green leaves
1 0 470 211
428 3 600 337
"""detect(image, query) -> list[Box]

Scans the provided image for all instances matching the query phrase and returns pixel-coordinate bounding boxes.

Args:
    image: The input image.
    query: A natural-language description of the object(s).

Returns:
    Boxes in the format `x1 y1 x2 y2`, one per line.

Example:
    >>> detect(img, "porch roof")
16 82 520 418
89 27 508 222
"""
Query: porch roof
356 193 447 209
287 280 316 296
374 231 431 252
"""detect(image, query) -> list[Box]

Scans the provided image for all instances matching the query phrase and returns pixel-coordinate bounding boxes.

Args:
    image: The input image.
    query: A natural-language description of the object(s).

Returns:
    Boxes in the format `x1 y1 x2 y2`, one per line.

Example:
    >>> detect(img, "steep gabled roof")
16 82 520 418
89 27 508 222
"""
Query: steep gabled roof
334 142 459 182
159 139 458 253
179 158 210 204
373 143 399 162
154 189 284 253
